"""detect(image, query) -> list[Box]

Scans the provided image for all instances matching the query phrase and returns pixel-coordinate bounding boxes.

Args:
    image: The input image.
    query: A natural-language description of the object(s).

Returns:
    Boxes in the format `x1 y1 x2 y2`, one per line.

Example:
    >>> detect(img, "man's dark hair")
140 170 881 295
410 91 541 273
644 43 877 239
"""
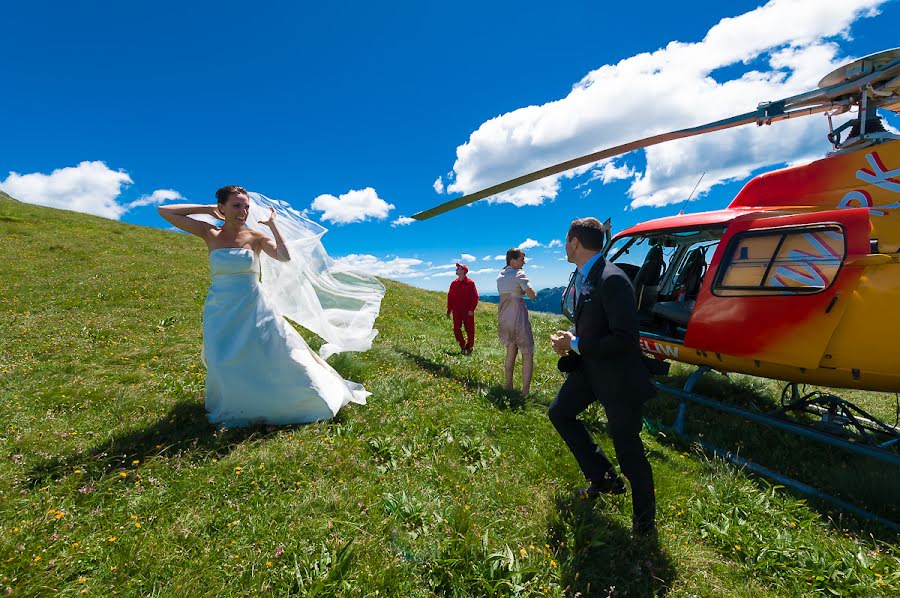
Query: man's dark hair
216 185 249 205
567 217 605 251
506 248 524 265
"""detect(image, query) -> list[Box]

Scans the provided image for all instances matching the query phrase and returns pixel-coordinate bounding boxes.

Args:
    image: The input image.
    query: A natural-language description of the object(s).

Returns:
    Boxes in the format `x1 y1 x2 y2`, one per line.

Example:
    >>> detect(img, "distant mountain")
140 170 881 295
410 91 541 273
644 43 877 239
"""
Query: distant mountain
480 286 566 314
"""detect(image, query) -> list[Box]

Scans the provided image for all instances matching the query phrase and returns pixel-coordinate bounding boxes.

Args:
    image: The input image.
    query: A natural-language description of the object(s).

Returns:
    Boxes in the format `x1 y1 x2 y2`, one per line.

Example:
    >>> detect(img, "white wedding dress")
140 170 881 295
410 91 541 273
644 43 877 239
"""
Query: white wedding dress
200 193 384 427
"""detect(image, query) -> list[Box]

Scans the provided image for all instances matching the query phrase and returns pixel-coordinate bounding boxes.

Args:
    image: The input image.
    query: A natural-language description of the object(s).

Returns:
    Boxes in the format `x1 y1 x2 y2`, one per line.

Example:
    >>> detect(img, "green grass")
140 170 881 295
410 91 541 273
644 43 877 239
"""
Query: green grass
1 195 898 596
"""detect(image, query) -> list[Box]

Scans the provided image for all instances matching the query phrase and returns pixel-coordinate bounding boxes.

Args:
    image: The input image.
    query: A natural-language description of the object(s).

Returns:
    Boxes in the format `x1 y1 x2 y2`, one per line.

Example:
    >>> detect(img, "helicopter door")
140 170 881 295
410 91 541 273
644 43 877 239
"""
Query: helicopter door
683 208 870 368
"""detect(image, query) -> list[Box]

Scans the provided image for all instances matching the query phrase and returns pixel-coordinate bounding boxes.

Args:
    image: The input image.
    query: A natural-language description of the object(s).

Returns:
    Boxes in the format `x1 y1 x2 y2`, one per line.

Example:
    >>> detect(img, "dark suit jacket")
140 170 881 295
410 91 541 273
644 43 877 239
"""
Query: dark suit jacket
572 256 656 405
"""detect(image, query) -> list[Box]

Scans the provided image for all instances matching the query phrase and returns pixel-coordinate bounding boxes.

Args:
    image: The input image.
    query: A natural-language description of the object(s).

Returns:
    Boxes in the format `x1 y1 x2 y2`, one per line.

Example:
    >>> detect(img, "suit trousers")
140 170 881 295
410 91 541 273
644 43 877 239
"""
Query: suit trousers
451 311 475 350
548 367 655 525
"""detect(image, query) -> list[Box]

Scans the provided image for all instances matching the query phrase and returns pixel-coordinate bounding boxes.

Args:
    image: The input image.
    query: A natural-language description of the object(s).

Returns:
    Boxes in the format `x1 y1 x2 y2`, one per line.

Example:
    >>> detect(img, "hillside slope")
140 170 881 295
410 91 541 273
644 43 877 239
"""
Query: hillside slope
1 196 897 596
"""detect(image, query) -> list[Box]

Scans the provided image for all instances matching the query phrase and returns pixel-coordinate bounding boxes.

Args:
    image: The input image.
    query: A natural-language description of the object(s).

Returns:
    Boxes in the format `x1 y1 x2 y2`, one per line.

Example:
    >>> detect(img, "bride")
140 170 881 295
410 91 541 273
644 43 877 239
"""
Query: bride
158 185 384 427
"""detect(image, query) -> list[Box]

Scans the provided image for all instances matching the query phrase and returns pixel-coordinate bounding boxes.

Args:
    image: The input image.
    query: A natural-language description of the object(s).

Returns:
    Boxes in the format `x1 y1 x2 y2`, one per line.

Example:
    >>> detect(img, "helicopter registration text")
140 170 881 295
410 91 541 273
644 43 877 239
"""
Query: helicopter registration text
640 338 679 358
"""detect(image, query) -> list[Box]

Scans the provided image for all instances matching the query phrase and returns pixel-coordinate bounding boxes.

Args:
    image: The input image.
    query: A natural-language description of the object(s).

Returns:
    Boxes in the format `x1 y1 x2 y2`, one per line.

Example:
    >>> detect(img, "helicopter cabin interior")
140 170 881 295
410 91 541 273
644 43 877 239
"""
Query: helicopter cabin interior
604 227 724 340
603 220 848 342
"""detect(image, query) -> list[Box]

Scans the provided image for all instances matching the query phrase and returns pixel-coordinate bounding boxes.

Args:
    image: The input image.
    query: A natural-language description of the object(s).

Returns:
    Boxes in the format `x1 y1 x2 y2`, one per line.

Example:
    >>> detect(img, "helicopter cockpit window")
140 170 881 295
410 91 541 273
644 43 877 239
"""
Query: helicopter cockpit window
714 225 845 295
604 236 650 282
605 236 638 263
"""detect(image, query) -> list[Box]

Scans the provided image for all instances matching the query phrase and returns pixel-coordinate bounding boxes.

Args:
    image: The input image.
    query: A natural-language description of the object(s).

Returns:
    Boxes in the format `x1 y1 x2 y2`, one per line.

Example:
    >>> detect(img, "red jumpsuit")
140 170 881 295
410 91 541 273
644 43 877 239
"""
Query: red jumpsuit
447 276 479 351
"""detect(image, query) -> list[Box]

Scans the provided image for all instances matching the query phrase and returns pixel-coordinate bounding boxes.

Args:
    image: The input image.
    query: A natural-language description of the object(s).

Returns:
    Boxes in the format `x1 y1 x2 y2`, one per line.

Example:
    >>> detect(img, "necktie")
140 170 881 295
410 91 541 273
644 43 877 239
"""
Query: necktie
574 271 584 297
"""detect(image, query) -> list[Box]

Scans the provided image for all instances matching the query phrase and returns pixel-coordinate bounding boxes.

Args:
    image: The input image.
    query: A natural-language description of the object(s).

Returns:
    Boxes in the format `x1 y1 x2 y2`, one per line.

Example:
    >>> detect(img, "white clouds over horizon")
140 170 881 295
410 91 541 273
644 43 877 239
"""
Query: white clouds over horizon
1 161 134 219
438 0 886 210
0 161 190 221
127 189 185 209
310 187 395 224
332 254 426 279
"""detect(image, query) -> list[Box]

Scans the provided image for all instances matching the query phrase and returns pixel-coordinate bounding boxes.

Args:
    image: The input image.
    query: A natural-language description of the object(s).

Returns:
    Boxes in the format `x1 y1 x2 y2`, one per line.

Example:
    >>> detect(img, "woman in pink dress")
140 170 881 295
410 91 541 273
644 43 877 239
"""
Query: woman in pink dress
496 248 537 395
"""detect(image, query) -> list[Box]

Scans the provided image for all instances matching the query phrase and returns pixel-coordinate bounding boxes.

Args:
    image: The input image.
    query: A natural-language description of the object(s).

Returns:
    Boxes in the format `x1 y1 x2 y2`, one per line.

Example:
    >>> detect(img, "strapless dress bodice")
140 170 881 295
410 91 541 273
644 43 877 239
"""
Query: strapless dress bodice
209 248 260 277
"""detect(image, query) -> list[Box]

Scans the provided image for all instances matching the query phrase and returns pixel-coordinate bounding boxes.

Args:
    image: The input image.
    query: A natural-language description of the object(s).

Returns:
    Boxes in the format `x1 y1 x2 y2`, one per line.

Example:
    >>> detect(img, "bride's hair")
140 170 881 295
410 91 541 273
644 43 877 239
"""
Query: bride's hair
216 185 249 205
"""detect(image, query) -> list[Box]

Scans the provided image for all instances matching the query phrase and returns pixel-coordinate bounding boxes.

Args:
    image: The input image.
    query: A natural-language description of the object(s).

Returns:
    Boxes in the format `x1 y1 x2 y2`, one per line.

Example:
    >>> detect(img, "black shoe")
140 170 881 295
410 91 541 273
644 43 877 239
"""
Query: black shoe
576 473 627 499
632 519 657 537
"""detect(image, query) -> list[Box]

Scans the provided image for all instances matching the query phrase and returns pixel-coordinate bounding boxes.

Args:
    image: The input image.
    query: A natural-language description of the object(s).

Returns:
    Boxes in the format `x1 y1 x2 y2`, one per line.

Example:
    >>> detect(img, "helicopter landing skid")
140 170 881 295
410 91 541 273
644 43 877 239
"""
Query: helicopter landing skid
771 384 900 450
651 367 900 532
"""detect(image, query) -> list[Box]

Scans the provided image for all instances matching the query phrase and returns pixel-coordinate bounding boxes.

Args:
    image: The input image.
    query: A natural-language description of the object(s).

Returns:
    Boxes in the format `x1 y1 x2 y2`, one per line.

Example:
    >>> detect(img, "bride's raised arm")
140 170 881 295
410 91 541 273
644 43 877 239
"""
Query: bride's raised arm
256 207 291 262
157 204 221 239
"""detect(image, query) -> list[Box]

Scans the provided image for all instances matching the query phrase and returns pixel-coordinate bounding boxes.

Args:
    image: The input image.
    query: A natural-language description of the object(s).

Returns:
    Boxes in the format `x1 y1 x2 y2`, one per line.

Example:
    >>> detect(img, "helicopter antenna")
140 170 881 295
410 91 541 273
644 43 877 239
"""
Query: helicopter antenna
677 172 705 215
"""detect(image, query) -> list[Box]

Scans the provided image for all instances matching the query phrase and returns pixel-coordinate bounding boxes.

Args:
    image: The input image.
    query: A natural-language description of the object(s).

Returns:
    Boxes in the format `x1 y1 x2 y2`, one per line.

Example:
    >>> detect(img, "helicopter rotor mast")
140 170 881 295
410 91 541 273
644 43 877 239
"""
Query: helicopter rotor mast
412 49 900 222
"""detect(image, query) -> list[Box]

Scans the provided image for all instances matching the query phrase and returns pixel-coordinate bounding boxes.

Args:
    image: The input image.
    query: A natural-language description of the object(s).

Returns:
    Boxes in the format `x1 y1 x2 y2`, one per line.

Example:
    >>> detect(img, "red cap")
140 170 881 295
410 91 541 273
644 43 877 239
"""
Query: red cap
455 262 469 273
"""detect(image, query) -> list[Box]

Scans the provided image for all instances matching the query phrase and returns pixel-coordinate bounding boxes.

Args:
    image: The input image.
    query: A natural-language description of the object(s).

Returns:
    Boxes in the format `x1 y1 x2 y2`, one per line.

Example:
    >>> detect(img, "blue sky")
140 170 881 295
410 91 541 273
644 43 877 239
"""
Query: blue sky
2 0 898 291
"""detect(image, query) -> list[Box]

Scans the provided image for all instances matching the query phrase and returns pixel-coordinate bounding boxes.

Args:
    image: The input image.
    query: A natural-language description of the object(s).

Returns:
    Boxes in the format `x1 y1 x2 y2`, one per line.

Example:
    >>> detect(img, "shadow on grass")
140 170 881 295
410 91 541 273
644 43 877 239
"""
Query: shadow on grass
547 493 676 597
644 369 900 537
397 348 537 411
26 400 333 487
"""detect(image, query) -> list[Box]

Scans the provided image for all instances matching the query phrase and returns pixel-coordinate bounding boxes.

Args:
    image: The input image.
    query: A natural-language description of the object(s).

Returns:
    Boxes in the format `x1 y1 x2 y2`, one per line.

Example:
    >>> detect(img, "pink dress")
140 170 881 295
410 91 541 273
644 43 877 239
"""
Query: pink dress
496 266 535 353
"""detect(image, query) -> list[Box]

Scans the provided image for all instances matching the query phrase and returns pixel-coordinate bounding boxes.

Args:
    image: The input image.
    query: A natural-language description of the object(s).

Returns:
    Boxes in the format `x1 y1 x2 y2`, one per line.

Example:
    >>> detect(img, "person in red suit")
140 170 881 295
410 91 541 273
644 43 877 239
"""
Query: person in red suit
447 262 479 354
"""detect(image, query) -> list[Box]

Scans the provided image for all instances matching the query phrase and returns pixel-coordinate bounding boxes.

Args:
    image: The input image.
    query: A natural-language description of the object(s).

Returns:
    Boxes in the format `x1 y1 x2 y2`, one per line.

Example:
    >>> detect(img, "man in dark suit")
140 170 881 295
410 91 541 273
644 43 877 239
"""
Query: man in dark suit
550 217 657 534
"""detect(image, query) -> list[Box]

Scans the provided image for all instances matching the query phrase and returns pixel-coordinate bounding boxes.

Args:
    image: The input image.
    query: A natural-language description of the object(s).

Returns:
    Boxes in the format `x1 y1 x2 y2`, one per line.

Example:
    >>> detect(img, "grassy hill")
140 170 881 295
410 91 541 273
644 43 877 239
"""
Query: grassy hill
1 195 897 596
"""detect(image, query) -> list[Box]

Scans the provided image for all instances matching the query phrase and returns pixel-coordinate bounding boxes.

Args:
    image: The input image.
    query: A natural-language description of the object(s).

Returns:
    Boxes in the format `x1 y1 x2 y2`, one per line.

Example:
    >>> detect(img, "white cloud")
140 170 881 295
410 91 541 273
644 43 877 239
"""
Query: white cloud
591 160 635 184
460 253 477 262
547 239 563 248
310 187 395 224
493 255 506 261
332 254 425 278
0 161 133 219
442 0 886 210
482 255 493 261
518 238 541 250
434 267 496 277
391 216 415 227
426 263 457 271
433 176 445 193
127 189 185 209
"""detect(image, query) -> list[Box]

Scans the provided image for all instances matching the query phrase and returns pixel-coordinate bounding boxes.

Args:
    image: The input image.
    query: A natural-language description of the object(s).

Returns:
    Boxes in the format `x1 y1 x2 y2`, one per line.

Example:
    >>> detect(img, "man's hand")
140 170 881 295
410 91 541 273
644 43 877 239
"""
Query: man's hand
467 310 474 316
550 330 575 356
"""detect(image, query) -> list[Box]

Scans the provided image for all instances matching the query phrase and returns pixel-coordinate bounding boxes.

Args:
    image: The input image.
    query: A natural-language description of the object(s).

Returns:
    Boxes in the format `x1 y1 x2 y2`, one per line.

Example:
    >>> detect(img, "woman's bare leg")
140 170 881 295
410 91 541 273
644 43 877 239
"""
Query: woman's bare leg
504 345 518 389
522 351 534 395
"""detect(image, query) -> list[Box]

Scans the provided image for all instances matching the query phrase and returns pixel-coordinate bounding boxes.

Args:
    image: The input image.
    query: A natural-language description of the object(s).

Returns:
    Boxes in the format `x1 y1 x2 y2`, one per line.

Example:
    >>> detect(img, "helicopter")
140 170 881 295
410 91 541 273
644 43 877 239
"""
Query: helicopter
413 48 900 527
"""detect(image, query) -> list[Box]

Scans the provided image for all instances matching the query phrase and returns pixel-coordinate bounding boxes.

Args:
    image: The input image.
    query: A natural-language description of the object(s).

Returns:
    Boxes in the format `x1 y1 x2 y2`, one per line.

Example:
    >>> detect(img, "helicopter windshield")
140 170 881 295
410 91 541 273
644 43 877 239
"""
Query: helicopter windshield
604 227 726 341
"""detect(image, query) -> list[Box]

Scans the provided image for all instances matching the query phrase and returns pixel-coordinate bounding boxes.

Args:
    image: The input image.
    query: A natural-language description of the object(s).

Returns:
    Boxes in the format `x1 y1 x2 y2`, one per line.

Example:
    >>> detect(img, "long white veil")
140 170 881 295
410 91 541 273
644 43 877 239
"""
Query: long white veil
246 192 385 359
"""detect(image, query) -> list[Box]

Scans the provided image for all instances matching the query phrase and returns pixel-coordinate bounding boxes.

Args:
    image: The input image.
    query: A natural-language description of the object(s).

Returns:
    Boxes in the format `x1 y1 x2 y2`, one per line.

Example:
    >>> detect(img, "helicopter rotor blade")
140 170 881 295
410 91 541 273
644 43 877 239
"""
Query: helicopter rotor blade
411 52 900 222
412 102 840 221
